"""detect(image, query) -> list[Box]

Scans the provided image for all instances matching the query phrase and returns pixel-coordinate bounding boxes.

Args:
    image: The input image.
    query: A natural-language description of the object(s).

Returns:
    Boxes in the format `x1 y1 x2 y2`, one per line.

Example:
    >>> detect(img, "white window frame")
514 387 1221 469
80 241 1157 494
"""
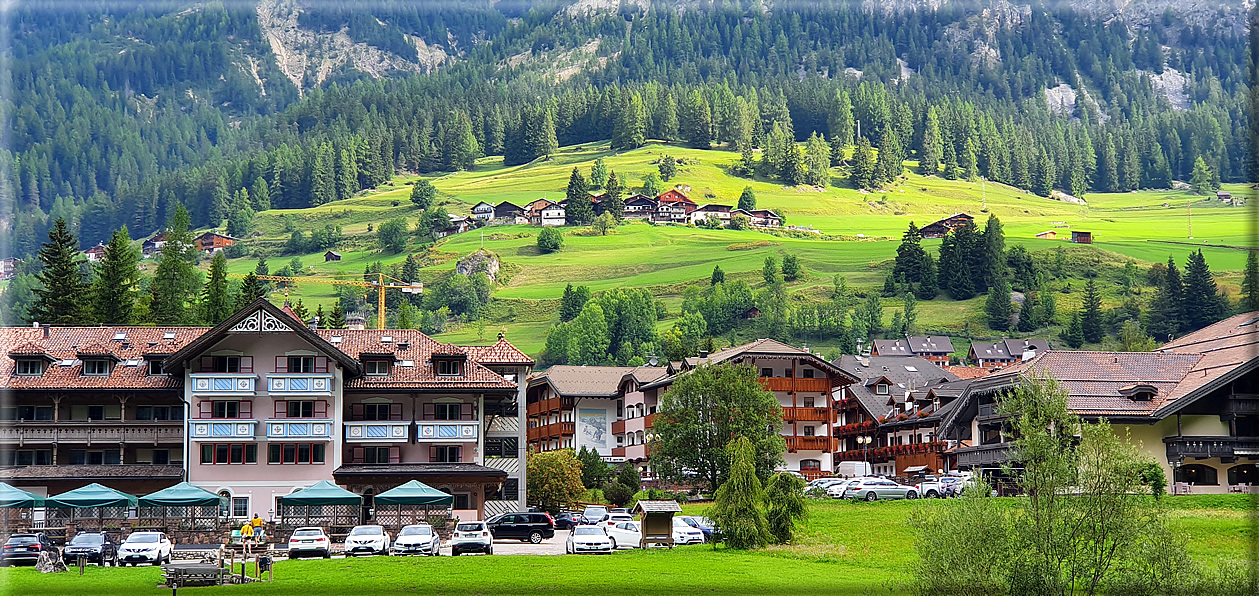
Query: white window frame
364 360 390 376
15 360 43 376
83 360 110 376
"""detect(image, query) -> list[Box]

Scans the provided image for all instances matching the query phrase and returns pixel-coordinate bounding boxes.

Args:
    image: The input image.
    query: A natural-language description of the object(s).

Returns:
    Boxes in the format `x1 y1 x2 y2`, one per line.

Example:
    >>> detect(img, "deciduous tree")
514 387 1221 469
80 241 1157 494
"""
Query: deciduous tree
526 448 586 513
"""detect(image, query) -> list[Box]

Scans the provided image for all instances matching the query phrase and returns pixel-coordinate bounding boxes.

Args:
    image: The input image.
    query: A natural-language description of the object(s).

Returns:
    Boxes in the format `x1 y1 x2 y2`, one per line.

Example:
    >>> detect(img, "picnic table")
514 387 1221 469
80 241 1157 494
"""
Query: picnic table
161 563 229 588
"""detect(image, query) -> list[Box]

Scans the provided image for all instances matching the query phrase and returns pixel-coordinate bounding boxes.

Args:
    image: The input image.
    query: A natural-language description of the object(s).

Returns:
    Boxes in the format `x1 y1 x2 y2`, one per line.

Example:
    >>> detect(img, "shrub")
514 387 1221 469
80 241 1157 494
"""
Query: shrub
602 482 635 507
537 227 564 253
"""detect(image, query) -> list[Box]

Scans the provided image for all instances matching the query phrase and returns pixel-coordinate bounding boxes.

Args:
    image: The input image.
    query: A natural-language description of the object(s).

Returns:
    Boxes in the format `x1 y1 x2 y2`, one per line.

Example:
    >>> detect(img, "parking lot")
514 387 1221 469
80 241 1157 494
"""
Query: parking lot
282 529 573 559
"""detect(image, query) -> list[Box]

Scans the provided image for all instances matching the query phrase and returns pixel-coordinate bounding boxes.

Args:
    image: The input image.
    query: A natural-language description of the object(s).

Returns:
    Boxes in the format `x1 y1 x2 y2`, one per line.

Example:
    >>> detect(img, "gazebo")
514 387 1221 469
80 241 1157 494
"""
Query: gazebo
137 482 223 531
277 481 361 534
372 480 453 531
0 482 44 532
45 483 138 531
631 500 682 549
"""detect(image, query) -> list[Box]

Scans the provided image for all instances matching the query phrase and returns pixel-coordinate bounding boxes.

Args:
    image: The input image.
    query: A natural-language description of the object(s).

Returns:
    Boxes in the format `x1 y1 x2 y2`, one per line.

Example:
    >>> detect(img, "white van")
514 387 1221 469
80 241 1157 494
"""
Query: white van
835 461 872 478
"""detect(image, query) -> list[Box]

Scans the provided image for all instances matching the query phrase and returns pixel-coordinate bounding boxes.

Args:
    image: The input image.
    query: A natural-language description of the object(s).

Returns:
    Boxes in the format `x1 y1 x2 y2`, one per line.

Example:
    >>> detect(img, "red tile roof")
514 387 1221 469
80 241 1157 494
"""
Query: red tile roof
943 365 991 380
460 336 535 365
315 329 517 391
1 326 207 390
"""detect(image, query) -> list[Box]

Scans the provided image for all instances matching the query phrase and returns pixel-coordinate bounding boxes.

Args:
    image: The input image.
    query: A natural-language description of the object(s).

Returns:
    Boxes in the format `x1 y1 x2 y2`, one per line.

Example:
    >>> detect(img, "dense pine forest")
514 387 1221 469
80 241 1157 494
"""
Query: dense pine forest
0 0 1248 258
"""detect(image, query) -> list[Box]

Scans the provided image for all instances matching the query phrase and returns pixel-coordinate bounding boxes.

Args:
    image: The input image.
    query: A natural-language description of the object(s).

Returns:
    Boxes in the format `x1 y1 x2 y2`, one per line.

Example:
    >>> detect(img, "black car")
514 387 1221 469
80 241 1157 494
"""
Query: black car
1 533 58 566
552 512 578 531
62 532 119 566
485 512 555 544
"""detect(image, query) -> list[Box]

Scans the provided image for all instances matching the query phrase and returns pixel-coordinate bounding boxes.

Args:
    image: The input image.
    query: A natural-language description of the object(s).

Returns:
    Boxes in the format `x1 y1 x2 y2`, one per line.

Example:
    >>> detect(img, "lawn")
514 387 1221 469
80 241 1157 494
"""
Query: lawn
2 496 1252 595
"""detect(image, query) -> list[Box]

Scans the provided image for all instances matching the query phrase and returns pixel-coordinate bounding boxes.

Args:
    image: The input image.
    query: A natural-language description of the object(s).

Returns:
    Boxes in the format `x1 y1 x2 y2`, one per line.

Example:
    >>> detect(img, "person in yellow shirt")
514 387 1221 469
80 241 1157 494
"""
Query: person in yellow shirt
240 520 255 555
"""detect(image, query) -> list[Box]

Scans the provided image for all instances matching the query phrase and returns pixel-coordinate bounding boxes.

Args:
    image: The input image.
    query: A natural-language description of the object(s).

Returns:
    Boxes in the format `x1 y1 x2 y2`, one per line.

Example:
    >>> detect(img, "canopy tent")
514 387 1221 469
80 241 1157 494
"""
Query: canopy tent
0 482 44 508
46 483 137 508
278 481 361 506
374 480 453 507
138 482 222 507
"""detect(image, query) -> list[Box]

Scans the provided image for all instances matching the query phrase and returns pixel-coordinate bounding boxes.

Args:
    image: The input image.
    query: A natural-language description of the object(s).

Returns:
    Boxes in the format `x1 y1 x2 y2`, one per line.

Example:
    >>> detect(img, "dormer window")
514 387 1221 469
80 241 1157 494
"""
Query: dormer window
876 383 890 395
83 360 110 376
436 359 462 376
147 359 165 375
15 360 43 376
365 360 390 376
1119 383 1158 402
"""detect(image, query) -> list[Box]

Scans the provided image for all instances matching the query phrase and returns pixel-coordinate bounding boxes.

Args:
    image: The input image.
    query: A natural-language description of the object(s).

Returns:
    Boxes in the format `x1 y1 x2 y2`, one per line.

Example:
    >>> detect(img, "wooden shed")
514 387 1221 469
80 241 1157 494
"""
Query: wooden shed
1071 230 1093 244
1034 230 1057 240
324 251 342 262
632 500 682 548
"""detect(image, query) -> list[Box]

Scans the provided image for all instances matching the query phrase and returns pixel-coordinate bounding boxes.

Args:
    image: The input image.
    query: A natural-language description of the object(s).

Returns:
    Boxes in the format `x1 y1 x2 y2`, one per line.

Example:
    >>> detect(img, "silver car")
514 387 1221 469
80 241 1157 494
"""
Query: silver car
846 478 919 501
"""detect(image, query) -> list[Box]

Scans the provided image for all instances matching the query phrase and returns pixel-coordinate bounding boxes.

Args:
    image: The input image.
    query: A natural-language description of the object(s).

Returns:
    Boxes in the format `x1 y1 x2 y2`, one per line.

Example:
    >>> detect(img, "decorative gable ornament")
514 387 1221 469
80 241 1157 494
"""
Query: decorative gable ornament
229 309 293 333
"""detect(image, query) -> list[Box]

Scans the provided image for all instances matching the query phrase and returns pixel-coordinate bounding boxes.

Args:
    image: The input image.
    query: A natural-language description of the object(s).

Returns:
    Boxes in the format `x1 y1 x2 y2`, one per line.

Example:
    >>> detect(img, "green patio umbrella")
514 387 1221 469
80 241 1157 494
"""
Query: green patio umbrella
278 481 361 506
138 482 222 507
374 480 453 507
46 483 137 508
0 482 44 508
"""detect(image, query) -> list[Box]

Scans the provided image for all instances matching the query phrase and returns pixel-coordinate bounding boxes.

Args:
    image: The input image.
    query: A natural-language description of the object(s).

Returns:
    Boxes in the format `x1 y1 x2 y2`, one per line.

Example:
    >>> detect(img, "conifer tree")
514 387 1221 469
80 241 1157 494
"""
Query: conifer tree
681 89 713 148
941 137 959 180
850 137 876 189
150 205 201 325
876 131 903 184
803 132 831 187
1189 157 1215 195
1080 278 1104 343
919 107 943 175
589 158 608 189
601 170 624 221
711 265 725 286
985 278 1014 331
1181 250 1225 331
31 218 92 325
250 176 271 211
1146 256 1184 340
1242 250 1259 312
309 142 335 206
916 254 939 300
565 167 593 225
710 436 770 550
200 251 233 325
781 145 804 185
410 179 436 209
235 272 266 310
291 298 309 323
535 107 559 159
314 304 327 328
329 302 347 329
828 89 854 149
559 284 591 323
335 148 356 201
1018 290 1041 332
1062 310 1085 349
91 226 140 325
738 186 756 211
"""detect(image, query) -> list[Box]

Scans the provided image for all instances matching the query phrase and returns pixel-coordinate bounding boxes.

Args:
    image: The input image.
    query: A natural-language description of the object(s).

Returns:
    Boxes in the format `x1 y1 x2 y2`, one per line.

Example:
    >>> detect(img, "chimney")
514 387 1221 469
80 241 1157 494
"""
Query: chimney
498 332 505 341
698 350 709 358
41 323 50 339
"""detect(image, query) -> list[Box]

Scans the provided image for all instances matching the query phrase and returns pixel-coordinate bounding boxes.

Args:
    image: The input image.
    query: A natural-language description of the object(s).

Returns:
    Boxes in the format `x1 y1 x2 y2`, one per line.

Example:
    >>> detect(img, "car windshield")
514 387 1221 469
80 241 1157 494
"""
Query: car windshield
349 526 382 536
573 527 603 536
582 507 606 516
293 529 323 537
456 524 483 532
70 534 104 545
126 534 160 543
673 518 693 527
398 526 431 536
6 536 37 545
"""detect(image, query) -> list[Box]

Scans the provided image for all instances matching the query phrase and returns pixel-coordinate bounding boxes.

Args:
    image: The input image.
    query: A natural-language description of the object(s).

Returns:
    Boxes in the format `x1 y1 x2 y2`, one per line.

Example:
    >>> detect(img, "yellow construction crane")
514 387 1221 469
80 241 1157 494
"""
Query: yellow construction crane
228 272 422 329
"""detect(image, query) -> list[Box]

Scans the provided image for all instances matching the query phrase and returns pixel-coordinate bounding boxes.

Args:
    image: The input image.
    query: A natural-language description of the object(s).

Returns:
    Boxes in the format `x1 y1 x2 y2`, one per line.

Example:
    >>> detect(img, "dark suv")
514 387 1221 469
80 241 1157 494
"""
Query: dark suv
62 532 119 566
485 512 555 544
1 533 58 566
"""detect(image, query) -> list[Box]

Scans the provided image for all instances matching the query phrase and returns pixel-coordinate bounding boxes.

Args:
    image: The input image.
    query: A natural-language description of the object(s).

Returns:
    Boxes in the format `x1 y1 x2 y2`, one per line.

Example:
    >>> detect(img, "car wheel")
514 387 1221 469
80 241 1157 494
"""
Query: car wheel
907 490 918 500
528 531 543 544
323 551 331 559
609 538 617 550
865 491 877 501
926 490 938 499
487 547 493 555
452 548 459 556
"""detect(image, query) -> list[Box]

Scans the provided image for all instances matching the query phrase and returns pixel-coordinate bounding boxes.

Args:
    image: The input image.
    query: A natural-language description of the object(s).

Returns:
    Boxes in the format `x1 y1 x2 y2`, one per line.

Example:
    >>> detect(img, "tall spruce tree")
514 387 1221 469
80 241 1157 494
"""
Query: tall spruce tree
803 132 831 186
150 205 201 325
919 107 943 175
602 170 624 221
329 302 347 329
850 137 876 189
235 273 266 310
1062 310 1085 349
200 251 233 325
565 167 593 225
559 284 591 323
985 278 1014 331
1018 290 1041 332
31 218 92 325
681 89 713 148
1242 250 1259 312
1080 278 1104 343
738 186 757 211
91 226 140 325
1146 256 1184 341
980 215 1007 291
1181 250 1226 331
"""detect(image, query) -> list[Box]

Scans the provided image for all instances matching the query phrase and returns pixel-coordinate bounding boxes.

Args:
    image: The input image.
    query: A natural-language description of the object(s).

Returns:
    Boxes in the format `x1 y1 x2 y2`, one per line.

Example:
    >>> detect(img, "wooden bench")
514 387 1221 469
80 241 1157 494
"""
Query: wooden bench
161 563 228 588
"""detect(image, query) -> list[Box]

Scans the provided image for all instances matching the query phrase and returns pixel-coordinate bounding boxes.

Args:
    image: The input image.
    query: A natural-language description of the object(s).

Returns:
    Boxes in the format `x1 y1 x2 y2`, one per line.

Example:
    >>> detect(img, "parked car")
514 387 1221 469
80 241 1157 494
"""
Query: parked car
671 517 705 545
391 524 441 556
287 527 331 559
62 532 118 566
606 521 642 549
601 513 634 529
552 512 578 530
914 478 948 499
580 505 609 525
1 533 58 566
345 525 391 556
846 478 919 501
939 476 965 497
450 521 493 556
677 516 716 543
119 532 172 566
486 512 555 543
609 508 629 514
565 525 613 554
827 477 872 499
835 461 872 477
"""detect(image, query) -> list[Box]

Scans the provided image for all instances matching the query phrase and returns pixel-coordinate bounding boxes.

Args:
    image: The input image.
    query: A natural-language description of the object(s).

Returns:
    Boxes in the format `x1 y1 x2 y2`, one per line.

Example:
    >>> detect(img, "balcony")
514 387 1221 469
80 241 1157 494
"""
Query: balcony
785 436 837 452
526 422 574 442
612 419 627 435
798 470 832 481
954 443 1014 468
345 421 411 443
977 403 1007 422
834 421 878 436
417 421 479 442
783 407 834 423
0 421 183 445
1164 436 1259 461
526 397 574 416
761 377 832 393
265 419 334 440
266 374 334 396
190 374 256 396
612 447 626 457
189 419 258 441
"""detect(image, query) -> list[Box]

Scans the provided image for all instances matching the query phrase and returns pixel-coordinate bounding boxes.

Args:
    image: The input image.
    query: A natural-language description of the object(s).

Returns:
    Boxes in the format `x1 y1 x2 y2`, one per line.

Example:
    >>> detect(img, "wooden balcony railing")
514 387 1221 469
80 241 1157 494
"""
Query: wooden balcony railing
644 413 656 428
0 421 184 445
526 422 575 442
798 470 832 481
760 377 832 393
612 419 627 435
526 397 574 416
782 407 834 423
611 447 626 457
834 421 878 436
785 436 838 452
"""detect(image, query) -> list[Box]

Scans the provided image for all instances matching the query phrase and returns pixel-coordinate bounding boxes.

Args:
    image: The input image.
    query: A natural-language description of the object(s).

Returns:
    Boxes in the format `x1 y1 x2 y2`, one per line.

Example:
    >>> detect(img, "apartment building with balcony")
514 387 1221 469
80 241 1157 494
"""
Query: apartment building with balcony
525 366 641 458
941 312 1259 493
833 356 963 476
612 367 672 468
0 326 207 497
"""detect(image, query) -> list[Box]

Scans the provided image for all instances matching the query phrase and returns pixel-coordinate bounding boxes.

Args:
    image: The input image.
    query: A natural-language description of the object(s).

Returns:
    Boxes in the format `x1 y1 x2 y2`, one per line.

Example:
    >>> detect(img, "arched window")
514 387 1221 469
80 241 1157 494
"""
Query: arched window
800 459 821 471
1175 464 1219 486
217 490 231 517
1227 464 1258 486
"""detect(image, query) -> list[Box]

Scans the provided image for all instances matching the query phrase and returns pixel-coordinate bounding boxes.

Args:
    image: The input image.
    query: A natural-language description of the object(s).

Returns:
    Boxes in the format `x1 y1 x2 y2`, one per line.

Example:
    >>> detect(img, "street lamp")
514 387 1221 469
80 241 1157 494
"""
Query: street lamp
857 435 872 469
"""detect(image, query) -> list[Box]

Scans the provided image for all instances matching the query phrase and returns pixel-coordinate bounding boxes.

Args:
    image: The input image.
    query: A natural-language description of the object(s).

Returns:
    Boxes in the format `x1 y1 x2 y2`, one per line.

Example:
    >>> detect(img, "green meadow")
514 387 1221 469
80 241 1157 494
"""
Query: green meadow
199 141 1252 354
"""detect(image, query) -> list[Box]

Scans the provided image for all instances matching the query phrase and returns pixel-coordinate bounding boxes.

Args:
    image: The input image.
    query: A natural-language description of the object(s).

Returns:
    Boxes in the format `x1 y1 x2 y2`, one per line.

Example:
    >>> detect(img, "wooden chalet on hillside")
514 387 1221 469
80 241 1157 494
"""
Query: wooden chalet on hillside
194 232 236 254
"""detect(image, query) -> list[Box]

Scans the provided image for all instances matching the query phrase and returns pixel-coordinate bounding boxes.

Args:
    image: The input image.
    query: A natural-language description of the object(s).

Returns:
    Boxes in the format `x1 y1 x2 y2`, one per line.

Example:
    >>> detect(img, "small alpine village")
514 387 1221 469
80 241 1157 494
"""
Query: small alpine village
1 1 1256 595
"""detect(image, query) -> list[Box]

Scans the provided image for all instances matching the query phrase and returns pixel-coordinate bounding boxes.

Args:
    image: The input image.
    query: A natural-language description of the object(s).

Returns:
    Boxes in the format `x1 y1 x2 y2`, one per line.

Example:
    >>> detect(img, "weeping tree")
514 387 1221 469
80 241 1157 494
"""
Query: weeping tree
709 436 769 550
765 472 808 544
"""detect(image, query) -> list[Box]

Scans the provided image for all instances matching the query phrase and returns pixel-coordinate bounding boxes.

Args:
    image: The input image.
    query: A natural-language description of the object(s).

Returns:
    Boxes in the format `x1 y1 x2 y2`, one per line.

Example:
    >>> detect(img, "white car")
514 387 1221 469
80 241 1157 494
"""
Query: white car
391 524 441 556
450 521 493 556
118 532 172 566
287 527 331 559
566 525 613 554
671 517 704 545
606 521 642 549
827 477 873 499
846 478 919 501
602 513 634 529
345 525 390 556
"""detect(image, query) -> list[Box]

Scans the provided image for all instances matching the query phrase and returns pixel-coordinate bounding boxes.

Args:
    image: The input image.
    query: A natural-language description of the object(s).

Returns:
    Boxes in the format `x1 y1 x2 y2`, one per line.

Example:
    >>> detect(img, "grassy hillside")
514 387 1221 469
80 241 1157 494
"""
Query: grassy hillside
205 141 1252 355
